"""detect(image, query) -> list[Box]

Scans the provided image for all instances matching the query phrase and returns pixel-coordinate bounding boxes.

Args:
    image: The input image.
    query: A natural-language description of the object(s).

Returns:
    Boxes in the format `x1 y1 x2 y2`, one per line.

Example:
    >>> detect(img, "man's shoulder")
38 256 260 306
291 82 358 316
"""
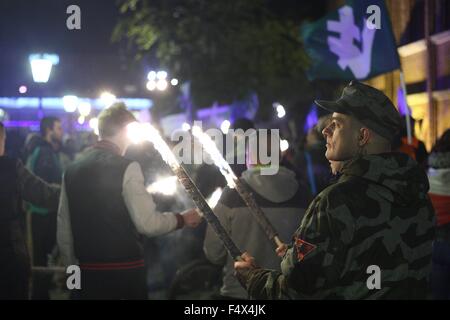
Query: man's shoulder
71 148 131 166
219 182 308 210
34 143 59 167
318 177 366 200
64 151 134 186
36 140 55 154
310 177 369 216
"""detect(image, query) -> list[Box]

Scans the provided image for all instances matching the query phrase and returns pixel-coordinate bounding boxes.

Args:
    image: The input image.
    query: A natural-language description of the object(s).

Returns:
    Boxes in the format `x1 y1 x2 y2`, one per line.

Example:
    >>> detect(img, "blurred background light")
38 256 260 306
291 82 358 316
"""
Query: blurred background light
99 91 116 108
276 104 286 118
78 101 91 117
220 120 231 134
156 71 167 80
181 122 191 131
77 115 85 125
280 139 289 152
19 85 27 94
146 80 156 91
156 79 168 91
89 117 99 135
147 71 157 80
62 95 79 113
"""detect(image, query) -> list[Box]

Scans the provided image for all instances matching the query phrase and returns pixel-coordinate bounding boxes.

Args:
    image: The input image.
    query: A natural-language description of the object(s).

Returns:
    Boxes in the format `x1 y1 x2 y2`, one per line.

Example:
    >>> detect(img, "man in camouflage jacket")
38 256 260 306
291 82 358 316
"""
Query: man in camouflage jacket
234 81 435 299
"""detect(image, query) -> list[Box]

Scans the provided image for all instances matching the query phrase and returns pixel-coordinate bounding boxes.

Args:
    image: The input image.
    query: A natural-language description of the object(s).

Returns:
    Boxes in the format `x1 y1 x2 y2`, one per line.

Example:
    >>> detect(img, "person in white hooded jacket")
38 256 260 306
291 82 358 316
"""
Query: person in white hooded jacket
203 131 308 299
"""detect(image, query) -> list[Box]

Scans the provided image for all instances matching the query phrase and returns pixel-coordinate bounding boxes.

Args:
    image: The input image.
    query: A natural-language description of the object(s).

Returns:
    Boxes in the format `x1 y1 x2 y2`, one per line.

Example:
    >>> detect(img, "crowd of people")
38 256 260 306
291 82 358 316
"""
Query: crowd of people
0 80 449 300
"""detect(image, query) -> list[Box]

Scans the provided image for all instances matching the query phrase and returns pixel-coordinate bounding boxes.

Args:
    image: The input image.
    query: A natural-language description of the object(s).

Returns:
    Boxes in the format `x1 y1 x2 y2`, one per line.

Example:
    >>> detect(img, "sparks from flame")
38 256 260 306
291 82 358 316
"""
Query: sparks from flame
191 127 237 188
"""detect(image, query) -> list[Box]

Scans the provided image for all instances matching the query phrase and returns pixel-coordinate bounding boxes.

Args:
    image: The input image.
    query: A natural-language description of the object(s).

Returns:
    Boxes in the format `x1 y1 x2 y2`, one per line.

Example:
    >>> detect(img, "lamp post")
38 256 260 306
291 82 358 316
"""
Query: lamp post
29 53 59 119
146 70 179 93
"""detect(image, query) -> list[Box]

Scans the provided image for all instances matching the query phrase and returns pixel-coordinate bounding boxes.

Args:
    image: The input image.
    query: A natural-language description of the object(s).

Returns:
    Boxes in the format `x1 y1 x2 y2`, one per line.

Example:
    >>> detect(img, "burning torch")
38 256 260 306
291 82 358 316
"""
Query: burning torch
126 122 243 261
191 126 287 255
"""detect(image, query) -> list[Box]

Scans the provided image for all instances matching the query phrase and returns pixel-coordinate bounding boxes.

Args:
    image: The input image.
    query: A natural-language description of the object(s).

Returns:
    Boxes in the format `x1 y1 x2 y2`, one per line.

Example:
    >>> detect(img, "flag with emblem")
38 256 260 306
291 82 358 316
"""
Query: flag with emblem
301 0 400 81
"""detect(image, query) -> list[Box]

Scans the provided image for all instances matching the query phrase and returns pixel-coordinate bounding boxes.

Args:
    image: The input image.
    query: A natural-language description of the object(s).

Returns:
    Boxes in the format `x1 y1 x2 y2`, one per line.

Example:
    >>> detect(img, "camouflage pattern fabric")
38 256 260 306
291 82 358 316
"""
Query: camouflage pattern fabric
237 152 435 299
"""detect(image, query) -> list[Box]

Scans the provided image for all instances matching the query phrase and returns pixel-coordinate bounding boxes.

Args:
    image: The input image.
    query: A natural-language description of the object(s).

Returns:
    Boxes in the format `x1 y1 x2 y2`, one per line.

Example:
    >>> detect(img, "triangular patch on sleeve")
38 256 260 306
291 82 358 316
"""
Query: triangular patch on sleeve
294 237 317 262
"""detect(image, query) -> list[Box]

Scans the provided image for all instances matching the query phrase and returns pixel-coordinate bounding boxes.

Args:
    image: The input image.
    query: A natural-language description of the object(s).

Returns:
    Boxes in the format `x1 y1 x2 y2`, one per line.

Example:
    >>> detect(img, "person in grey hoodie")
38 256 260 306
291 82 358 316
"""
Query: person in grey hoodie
203 131 308 299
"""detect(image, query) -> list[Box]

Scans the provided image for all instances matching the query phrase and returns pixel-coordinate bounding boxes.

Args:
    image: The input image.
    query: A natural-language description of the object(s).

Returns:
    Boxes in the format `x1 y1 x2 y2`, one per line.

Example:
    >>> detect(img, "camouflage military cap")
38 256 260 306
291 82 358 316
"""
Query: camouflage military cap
314 81 401 140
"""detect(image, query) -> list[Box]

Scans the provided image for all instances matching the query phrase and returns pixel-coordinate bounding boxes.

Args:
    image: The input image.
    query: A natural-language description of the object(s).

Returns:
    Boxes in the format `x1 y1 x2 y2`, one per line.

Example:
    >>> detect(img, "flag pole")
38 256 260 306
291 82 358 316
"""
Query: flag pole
425 0 437 147
399 70 412 145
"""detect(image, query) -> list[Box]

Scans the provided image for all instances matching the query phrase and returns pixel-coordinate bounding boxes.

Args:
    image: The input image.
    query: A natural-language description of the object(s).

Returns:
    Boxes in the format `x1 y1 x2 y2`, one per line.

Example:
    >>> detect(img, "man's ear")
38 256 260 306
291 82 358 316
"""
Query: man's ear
358 127 371 146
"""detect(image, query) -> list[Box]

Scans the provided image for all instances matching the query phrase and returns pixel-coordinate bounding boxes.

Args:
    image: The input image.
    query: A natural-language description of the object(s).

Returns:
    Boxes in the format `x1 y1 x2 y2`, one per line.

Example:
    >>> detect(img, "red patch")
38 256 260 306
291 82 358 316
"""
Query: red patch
294 237 317 262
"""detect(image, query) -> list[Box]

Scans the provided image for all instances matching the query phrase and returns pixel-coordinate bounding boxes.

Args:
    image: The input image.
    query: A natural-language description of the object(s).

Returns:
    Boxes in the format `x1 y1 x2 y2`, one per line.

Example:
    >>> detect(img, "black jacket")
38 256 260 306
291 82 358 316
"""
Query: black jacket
64 146 143 264
0 156 60 299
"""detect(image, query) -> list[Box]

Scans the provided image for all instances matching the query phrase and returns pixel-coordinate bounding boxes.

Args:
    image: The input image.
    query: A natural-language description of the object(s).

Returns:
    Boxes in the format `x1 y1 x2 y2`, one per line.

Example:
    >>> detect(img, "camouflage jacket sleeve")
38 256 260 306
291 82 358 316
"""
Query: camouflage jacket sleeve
238 190 355 299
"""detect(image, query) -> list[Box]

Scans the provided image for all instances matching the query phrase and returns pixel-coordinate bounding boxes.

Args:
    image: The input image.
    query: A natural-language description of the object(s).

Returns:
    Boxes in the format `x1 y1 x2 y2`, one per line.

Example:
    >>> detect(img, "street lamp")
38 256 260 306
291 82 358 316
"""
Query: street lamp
29 53 59 118
156 79 168 91
146 70 172 92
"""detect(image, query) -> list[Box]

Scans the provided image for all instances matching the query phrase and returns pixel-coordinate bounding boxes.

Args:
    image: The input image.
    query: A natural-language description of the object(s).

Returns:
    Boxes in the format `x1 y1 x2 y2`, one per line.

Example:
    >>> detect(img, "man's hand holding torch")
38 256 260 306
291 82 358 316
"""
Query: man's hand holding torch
180 208 202 228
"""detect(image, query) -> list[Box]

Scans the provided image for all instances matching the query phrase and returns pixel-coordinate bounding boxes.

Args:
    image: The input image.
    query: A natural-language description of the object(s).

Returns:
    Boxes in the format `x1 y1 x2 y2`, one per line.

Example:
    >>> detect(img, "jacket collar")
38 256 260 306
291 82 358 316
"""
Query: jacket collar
94 140 121 155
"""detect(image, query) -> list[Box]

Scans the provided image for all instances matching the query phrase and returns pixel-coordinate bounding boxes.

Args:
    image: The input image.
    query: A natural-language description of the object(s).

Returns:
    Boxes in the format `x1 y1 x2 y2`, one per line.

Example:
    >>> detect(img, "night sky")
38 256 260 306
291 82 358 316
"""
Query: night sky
0 0 145 98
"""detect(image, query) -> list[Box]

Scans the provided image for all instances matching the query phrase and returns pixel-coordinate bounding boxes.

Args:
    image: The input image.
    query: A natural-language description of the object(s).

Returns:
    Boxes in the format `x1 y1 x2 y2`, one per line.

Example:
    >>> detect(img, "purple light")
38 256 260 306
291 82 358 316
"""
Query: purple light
196 105 230 118
304 105 318 133
0 96 152 110
2 120 40 129
397 87 409 116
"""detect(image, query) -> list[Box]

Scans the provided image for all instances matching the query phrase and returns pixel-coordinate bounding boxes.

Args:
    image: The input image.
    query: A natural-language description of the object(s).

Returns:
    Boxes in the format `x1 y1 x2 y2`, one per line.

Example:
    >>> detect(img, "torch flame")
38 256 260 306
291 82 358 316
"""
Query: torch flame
127 123 243 260
127 122 180 169
127 121 146 144
207 187 223 208
191 127 237 188
147 176 178 196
